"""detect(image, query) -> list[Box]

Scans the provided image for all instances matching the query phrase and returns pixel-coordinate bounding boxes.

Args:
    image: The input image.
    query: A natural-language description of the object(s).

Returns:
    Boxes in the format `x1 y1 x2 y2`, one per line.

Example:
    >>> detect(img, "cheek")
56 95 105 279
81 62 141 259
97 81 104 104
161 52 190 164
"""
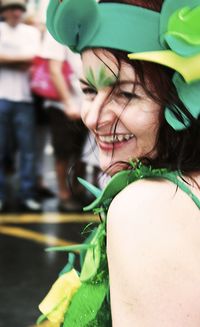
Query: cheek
80 102 88 126
122 103 160 136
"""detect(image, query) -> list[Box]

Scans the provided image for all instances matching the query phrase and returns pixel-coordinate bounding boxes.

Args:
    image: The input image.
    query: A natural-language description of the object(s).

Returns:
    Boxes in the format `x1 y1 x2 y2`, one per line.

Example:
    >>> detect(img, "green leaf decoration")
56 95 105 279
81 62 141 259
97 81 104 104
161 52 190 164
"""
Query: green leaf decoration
78 177 101 198
46 243 94 253
59 253 76 276
86 299 112 327
84 163 178 212
36 313 47 325
83 167 151 212
80 227 98 268
80 224 105 282
63 281 108 327
83 170 134 211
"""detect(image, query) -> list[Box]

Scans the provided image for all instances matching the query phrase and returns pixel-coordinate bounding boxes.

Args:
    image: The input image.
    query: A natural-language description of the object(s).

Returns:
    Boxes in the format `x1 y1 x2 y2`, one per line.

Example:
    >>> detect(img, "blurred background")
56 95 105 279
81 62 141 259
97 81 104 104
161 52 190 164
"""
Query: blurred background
0 0 103 325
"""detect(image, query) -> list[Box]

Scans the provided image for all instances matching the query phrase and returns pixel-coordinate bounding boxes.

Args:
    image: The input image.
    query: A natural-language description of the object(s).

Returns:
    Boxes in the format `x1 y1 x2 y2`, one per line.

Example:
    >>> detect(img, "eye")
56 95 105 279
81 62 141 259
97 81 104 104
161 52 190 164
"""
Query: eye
118 91 139 100
81 87 97 101
81 87 97 95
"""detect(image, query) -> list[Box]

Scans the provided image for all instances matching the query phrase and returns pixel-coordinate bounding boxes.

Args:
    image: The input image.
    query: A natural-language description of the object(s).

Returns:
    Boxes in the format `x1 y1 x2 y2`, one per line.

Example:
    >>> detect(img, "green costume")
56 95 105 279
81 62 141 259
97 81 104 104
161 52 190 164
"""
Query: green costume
38 0 200 325
38 164 200 327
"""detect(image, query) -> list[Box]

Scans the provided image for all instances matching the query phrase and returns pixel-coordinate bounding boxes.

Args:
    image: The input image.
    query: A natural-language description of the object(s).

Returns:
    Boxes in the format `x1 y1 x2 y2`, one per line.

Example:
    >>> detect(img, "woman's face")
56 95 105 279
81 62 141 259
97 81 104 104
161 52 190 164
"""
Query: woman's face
81 49 161 174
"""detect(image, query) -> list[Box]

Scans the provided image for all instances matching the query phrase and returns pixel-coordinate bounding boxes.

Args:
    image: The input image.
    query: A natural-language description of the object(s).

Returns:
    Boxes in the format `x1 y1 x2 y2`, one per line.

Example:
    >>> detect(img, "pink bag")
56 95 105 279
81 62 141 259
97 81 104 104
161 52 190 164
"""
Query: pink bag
30 57 72 100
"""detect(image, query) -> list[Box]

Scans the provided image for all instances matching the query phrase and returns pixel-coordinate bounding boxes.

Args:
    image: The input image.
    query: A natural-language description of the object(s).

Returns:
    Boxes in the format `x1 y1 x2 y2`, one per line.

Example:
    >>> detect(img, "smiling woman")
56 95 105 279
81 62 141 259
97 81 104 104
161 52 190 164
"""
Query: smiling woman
38 0 200 326
80 49 161 174
80 44 200 175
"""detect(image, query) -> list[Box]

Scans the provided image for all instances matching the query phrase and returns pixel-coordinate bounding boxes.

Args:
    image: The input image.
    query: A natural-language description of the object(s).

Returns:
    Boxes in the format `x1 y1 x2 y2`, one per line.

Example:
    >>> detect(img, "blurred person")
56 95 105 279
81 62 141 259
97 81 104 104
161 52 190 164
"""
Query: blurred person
0 0 42 213
28 0 48 33
39 30 87 212
34 94 55 199
76 131 102 205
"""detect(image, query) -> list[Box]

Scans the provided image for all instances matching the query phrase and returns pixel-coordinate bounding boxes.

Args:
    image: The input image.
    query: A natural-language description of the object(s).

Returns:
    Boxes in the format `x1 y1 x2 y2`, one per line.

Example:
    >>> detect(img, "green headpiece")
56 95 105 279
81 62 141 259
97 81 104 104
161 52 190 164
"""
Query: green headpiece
47 0 200 130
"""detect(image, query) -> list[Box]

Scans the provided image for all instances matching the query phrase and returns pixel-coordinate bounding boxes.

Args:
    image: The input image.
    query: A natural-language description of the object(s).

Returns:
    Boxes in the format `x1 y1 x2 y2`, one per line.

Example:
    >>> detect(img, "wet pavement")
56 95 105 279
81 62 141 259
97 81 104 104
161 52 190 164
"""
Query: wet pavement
0 213 97 327
0 142 99 327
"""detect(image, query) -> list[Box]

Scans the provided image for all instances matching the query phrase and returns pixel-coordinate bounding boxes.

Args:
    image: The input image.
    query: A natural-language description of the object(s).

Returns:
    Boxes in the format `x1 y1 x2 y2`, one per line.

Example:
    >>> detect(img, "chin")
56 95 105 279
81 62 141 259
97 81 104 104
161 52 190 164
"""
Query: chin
99 154 130 176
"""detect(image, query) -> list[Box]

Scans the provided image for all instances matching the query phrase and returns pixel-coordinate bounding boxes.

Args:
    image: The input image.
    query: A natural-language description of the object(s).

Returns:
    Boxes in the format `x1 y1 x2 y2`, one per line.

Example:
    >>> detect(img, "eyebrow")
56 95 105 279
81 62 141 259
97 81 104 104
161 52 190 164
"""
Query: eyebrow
79 78 90 85
116 80 141 86
79 78 140 87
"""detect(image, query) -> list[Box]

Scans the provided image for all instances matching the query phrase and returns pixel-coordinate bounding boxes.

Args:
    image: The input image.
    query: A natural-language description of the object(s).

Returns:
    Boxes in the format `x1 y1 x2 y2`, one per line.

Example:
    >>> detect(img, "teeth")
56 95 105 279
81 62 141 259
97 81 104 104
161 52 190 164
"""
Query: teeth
125 135 131 141
118 135 124 142
99 134 134 144
100 135 115 143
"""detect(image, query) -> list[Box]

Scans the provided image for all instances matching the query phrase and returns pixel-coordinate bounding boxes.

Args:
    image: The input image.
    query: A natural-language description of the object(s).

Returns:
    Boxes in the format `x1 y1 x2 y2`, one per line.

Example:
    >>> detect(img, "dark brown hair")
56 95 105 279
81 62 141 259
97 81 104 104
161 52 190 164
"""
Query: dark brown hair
97 0 200 174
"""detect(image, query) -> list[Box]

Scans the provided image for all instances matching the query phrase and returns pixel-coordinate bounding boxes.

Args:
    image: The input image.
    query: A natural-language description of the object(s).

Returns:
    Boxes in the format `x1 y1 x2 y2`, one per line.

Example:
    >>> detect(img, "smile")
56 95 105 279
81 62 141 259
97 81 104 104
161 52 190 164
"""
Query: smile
98 134 135 144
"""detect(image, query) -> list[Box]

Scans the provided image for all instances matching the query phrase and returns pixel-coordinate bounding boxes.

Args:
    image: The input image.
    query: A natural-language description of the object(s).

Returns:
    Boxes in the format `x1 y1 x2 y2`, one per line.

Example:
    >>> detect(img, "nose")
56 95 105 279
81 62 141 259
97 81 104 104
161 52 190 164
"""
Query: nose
12 9 23 18
82 91 114 131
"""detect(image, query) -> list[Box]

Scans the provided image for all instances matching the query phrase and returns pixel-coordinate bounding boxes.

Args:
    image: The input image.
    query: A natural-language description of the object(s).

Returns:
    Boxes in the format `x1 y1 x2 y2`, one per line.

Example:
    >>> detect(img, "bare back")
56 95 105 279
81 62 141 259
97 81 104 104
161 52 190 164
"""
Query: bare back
107 173 200 327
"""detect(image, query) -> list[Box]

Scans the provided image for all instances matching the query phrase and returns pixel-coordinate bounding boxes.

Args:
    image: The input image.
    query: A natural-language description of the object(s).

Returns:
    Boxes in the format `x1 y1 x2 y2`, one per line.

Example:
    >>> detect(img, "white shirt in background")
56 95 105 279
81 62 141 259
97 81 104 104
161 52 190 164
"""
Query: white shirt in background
0 22 40 102
40 30 82 77
40 31 101 172
39 30 83 109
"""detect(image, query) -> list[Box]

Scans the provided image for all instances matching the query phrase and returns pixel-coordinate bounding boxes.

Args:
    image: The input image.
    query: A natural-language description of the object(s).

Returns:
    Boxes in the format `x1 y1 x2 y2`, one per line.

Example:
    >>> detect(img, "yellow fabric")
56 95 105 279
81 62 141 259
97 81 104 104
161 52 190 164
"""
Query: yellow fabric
128 50 200 83
39 269 81 325
32 321 60 327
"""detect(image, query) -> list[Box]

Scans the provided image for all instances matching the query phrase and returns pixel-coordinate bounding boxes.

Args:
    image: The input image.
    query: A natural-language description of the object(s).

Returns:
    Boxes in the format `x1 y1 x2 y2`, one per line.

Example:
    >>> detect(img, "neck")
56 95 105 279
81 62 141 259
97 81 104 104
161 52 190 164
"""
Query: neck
6 21 20 27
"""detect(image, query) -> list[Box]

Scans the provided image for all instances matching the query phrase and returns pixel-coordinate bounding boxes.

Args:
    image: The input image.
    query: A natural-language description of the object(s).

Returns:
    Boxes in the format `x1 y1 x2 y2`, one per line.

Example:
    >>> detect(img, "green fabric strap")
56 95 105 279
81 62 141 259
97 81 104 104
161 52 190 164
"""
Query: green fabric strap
156 171 200 209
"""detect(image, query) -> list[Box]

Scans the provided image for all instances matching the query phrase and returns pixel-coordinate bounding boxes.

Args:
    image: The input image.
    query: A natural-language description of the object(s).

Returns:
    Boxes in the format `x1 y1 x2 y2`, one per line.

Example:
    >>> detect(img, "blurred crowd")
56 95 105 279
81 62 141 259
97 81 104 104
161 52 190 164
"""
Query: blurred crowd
0 0 100 214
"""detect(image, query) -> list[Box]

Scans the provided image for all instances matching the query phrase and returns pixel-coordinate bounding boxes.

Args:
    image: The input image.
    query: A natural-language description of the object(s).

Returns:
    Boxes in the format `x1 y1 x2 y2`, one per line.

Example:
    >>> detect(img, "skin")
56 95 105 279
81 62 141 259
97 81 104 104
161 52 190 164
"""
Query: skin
81 49 200 326
80 49 161 175
107 178 200 327
1 7 24 27
49 59 81 120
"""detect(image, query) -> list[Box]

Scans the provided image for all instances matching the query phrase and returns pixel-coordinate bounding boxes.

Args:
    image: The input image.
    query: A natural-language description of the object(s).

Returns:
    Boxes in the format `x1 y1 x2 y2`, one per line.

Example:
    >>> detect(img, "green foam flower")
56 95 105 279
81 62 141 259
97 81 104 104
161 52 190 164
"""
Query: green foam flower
164 5 200 56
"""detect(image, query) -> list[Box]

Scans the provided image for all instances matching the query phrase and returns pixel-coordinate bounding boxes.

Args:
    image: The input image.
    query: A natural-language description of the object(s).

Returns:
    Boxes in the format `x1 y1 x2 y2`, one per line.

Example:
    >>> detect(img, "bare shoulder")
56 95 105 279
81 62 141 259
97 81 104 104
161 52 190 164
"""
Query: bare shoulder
107 178 200 326
107 178 200 259
108 177 200 226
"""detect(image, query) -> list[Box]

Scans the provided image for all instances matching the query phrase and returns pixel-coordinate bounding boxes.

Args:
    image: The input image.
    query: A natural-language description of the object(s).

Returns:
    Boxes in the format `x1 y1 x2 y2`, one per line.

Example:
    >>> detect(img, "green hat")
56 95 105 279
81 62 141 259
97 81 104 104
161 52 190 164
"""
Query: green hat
46 0 200 130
